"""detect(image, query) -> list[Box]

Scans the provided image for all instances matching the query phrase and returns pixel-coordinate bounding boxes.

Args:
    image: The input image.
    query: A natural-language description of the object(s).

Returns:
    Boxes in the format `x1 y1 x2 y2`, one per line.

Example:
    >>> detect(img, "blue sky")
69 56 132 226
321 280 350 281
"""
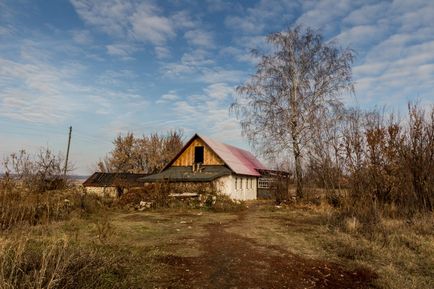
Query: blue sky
1 0 433 175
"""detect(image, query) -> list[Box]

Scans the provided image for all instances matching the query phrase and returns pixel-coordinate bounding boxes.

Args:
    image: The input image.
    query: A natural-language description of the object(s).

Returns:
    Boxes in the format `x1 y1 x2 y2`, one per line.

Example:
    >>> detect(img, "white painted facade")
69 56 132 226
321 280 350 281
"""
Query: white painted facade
214 175 257 200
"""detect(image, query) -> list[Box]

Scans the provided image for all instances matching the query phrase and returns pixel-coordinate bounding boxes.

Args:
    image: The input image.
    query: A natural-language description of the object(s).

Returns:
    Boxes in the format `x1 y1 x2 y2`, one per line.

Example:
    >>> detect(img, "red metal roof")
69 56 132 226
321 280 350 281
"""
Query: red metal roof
199 135 268 176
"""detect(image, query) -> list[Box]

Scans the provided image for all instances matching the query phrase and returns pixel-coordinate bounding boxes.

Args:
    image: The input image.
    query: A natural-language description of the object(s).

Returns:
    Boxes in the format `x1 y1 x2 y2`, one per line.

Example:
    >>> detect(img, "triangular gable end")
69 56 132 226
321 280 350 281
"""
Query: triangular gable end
161 134 225 171
162 134 267 177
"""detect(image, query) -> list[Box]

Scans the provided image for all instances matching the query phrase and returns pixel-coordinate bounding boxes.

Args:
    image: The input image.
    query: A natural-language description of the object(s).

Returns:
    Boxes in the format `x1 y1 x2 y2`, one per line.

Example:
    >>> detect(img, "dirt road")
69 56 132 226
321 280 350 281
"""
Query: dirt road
156 206 377 289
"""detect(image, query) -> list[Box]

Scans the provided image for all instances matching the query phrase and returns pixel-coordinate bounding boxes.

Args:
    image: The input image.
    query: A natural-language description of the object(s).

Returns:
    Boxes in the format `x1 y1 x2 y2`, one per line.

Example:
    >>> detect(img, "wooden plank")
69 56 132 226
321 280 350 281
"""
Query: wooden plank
173 138 224 166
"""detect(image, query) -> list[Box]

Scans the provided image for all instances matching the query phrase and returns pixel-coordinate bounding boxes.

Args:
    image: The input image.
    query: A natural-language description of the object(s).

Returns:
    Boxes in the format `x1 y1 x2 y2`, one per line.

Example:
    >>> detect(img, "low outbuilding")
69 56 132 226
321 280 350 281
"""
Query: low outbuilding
83 172 148 197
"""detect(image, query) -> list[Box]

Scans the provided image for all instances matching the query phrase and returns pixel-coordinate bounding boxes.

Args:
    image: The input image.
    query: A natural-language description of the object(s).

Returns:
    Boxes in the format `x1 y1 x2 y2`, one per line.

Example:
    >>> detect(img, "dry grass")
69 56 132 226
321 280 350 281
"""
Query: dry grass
1 185 432 289
0 202 238 289
228 201 434 289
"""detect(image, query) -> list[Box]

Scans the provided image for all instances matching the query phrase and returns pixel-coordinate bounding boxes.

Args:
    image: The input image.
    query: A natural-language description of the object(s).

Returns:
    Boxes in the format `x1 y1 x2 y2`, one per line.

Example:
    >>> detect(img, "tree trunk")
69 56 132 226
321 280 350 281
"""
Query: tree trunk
293 141 303 198
290 81 303 199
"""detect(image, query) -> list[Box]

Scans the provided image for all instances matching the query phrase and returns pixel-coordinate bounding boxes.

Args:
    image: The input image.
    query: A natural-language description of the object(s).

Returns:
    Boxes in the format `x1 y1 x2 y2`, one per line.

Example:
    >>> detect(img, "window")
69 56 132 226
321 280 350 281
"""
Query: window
240 178 243 189
258 178 270 189
194 146 204 163
235 177 238 190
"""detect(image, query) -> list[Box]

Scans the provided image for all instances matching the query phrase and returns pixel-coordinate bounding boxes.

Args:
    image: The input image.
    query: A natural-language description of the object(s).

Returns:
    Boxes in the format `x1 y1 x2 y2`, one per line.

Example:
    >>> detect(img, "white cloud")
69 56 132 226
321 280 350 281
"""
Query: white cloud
71 29 93 45
184 29 214 48
225 0 298 34
106 43 137 58
0 58 79 123
204 83 234 100
97 69 138 86
70 0 176 47
225 16 258 34
220 46 259 65
130 2 175 45
295 0 356 33
0 25 12 36
334 24 388 49
169 95 243 145
342 2 389 26
155 46 170 59
171 10 196 29
156 90 179 104
200 68 244 84
70 0 134 36
162 49 214 76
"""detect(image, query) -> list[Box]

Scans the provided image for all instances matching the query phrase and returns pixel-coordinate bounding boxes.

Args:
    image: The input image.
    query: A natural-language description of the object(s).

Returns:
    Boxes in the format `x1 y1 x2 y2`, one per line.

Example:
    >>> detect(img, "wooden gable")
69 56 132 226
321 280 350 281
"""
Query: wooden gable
172 137 224 166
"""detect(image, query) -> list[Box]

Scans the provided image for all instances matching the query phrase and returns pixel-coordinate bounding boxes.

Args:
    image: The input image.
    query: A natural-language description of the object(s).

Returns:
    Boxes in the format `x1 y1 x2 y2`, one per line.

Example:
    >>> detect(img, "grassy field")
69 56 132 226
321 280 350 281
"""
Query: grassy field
0 198 433 288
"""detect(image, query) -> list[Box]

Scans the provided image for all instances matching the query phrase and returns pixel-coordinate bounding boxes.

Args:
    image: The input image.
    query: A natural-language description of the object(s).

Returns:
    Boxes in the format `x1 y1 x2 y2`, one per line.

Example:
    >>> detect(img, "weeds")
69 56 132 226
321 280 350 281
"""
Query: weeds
0 185 109 232
93 214 113 245
205 194 247 212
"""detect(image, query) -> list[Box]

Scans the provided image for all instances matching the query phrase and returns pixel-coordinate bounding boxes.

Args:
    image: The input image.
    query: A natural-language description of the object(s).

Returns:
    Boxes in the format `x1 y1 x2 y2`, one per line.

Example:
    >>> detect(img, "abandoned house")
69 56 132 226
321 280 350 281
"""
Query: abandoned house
141 133 284 200
83 172 148 197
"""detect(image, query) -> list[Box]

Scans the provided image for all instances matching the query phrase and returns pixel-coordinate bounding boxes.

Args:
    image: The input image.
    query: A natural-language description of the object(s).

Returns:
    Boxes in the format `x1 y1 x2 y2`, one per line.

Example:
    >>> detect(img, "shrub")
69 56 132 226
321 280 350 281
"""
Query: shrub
205 193 247 212
118 182 217 209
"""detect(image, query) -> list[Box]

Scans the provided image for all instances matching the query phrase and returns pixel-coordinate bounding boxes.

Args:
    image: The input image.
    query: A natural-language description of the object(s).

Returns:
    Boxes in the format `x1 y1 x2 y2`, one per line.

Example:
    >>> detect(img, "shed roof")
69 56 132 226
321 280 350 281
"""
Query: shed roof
83 172 148 187
141 165 231 182
163 134 268 176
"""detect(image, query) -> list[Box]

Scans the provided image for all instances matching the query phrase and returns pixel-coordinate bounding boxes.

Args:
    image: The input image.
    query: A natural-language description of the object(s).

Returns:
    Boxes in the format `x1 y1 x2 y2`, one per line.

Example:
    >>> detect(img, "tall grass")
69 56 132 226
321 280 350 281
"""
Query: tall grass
0 235 135 289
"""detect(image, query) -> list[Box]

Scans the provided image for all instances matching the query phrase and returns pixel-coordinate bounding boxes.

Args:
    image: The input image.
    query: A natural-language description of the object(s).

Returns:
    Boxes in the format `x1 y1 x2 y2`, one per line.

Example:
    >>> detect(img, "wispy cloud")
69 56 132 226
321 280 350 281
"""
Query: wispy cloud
2 0 434 174
71 29 93 45
106 43 138 58
70 0 205 57
155 46 171 59
225 0 298 34
169 87 242 143
184 29 214 48
0 57 80 123
162 49 214 77
130 2 175 45
156 90 179 104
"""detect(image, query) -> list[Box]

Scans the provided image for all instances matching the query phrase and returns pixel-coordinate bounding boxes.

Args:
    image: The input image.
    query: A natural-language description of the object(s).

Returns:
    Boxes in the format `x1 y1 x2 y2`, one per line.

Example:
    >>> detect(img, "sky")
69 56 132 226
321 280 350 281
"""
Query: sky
0 0 433 175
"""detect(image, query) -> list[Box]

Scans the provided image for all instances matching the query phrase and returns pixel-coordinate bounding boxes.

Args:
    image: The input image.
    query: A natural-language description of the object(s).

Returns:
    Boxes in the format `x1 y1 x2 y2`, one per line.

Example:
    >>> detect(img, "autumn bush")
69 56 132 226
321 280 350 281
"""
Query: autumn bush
119 182 217 208
287 103 434 237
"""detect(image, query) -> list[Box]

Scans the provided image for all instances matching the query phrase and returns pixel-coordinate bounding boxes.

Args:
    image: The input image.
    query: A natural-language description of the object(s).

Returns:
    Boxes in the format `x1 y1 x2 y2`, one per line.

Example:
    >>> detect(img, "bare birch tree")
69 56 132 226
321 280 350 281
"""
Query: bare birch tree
232 26 354 198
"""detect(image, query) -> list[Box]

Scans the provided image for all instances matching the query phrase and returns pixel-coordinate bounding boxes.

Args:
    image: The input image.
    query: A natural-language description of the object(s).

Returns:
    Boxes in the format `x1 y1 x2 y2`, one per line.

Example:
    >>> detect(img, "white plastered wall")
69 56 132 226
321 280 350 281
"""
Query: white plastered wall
214 174 257 200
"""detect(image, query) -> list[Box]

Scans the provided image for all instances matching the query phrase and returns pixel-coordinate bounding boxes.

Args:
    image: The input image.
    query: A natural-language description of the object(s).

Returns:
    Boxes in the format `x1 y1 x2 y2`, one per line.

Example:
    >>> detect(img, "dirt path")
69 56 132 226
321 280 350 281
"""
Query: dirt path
157 209 377 289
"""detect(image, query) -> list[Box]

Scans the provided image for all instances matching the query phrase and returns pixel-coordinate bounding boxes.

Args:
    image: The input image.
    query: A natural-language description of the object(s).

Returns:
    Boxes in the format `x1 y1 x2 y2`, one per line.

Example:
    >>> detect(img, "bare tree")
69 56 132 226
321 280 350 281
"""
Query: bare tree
97 130 183 174
2 148 69 193
232 26 354 198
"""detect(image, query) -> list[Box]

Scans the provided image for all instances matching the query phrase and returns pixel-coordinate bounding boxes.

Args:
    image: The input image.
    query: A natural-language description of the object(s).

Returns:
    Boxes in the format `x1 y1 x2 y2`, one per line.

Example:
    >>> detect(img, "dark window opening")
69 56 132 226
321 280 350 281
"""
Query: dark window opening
194 146 204 163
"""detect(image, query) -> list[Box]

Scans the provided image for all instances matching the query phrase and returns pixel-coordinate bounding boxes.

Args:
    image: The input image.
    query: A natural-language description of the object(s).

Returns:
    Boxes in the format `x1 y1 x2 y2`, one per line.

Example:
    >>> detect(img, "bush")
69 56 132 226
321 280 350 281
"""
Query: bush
118 182 217 209
204 193 247 212
118 183 170 208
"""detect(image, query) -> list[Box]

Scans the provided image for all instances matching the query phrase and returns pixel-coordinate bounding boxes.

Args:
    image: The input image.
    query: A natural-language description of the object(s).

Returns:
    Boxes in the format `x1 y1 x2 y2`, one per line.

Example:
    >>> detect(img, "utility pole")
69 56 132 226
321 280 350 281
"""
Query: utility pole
64 126 72 176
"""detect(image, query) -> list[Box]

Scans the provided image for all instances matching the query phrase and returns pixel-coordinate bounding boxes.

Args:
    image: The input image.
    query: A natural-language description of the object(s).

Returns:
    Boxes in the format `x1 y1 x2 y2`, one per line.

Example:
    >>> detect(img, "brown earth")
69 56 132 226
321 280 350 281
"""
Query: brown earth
154 208 378 289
